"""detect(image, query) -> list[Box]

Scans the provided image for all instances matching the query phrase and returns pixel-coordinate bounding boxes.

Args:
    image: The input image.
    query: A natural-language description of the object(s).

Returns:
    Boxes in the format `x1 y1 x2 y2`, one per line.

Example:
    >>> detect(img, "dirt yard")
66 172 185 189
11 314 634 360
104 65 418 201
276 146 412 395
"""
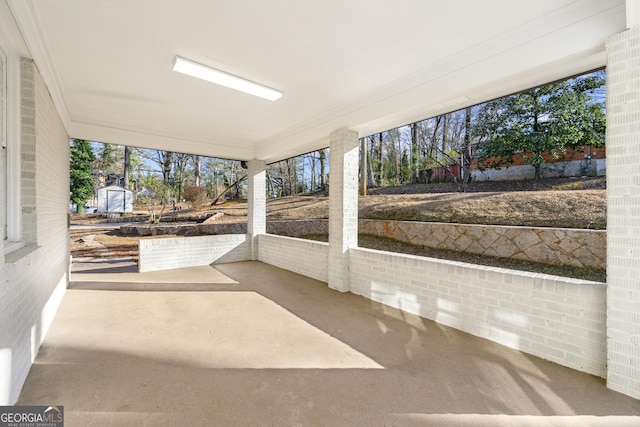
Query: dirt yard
72 176 606 229
70 176 607 281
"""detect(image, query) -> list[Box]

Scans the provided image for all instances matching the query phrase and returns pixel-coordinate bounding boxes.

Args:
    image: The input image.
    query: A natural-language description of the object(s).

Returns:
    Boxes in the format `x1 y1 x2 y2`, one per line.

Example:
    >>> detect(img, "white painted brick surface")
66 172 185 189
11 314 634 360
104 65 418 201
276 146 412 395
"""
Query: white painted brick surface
258 234 328 283
328 128 359 292
138 234 251 273
1 59 69 404
20 59 37 243
349 247 606 377
605 26 640 399
247 160 266 260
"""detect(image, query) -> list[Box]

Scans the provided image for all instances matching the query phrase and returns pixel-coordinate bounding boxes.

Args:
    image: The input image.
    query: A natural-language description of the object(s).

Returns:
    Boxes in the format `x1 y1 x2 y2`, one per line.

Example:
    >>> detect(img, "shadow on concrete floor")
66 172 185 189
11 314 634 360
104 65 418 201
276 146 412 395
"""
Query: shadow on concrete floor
18 261 640 426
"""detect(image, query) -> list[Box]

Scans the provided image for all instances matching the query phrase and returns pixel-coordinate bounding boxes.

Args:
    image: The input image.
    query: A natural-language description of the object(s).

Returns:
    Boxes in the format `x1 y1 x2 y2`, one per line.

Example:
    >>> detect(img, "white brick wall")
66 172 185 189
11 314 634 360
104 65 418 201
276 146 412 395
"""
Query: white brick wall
605 26 640 399
328 128 359 292
258 234 329 283
349 247 607 376
20 59 37 243
138 234 251 273
247 160 266 260
0 59 69 404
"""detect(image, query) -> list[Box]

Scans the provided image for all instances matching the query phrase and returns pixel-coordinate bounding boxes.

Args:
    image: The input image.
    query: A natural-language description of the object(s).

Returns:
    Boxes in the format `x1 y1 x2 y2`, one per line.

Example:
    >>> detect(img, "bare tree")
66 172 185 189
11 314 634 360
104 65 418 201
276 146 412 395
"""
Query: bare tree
360 138 367 195
306 153 316 191
123 145 130 189
172 153 192 199
194 155 201 187
211 173 247 205
161 151 173 185
411 123 419 183
318 148 327 190
461 107 473 189
368 132 385 186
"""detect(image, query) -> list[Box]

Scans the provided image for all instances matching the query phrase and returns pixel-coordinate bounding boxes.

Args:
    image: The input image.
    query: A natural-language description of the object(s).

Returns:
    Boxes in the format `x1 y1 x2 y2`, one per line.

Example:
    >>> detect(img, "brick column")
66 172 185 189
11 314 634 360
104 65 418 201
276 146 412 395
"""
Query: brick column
20 58 37 244
605 25 640 399
328 128 359 292
247 160 266 260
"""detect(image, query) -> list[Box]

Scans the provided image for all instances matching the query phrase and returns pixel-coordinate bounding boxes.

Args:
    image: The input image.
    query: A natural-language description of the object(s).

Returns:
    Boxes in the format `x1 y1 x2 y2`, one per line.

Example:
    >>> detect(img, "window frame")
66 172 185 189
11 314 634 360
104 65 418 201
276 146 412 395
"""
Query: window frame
1 41 24 256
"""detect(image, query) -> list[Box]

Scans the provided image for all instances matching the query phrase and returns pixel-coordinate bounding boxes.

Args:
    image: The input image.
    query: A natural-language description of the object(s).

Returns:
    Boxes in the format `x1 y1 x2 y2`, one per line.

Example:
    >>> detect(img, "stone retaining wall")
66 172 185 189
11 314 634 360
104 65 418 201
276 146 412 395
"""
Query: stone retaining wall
266 220 328 237
359 220 605 269
267 220 605 270
121 219 605 270
120 222 247 236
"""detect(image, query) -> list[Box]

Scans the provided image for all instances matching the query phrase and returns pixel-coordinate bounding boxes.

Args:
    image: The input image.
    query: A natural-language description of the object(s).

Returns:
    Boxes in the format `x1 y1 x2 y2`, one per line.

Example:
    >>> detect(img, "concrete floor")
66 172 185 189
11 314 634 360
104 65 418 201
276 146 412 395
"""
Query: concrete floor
18 261 640 426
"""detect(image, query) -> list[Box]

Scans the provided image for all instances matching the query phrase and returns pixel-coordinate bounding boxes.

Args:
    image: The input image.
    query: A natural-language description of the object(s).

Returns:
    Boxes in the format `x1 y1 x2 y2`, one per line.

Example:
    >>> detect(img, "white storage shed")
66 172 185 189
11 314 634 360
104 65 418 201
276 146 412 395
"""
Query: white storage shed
96 185 134 213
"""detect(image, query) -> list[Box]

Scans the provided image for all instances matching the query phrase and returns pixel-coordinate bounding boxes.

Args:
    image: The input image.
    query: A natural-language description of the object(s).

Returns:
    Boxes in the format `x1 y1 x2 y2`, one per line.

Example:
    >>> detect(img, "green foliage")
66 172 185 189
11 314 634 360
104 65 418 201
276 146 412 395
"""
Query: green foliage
96 143 116 171
137 175 174 223
476 72 605 179
183 186 208 209
70 139 95 212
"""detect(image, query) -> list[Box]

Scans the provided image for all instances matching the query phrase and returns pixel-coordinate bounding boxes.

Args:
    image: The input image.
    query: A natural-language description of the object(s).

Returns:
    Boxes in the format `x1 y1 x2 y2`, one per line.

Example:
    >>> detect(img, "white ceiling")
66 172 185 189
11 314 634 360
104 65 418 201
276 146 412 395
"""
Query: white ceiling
9 0 626 162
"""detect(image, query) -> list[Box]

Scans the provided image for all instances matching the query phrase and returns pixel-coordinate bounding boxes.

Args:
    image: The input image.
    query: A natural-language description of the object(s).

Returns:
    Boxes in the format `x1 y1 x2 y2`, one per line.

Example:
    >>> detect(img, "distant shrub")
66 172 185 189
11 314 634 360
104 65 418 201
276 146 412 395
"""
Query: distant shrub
183 186 208 209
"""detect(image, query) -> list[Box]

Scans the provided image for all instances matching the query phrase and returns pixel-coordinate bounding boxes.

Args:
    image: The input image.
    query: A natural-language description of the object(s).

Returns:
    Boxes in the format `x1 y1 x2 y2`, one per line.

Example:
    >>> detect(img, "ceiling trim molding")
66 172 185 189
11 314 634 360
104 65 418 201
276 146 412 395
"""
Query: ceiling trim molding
8 0 71 131
70 121 256 161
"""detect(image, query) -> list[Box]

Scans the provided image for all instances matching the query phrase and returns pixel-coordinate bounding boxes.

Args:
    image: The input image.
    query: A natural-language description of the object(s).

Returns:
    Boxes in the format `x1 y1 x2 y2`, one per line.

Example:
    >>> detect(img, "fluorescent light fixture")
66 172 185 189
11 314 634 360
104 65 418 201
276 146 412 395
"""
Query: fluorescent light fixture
172 56 282 101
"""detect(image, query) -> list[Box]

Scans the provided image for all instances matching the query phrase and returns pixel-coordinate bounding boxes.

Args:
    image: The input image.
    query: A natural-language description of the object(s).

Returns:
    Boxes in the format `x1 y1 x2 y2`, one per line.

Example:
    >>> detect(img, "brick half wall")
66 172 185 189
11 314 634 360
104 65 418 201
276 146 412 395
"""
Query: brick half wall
253 235 607 377
258 234 329 283
138 234 251 273
349 247 607 377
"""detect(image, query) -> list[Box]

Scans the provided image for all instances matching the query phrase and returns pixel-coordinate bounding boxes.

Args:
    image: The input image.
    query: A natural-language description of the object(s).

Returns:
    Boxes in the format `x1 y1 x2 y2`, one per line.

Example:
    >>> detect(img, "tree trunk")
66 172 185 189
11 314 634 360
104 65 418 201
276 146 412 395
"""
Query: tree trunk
411 123 419 183
123 145 130 189
162 151 173 185
378 132 384 186
309 154 316 191
442 114 448 161
462 107 472 189
173 154 190 200
360 138 367 196
319 149 327 190
367 139 376 188
395 136 400 185
194 155 201 187
212 174 247 205
428 116 441 163
286 159 295 195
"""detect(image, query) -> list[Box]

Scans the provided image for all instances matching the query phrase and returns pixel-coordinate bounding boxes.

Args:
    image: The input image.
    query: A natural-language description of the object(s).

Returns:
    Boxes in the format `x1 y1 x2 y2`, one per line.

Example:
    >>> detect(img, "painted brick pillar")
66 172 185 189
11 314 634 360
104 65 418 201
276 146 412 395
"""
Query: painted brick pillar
328 128 359 292
605 24 640 399
20 58 37 244
247 160 266 260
